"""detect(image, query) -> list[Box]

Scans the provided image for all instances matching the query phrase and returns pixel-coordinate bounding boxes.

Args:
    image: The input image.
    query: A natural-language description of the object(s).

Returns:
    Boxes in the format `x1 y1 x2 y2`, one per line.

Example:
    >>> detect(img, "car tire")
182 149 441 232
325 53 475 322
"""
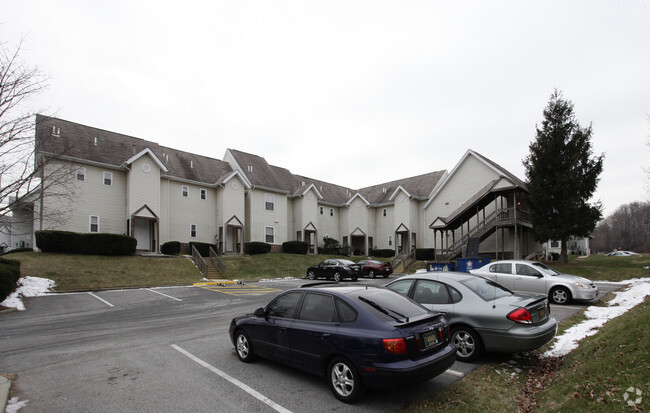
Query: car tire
307 270 316 280
550 286 571 305
234 330 256 363
333 272 341 282
351 276 358 281
328 357 363 403
368 270 375 279
383 273 389 278
451 326 483 362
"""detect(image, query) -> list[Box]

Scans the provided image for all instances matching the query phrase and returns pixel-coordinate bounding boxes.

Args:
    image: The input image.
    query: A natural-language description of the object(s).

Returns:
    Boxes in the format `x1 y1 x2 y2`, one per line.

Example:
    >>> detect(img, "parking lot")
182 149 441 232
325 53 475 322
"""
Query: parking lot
1 278 618 412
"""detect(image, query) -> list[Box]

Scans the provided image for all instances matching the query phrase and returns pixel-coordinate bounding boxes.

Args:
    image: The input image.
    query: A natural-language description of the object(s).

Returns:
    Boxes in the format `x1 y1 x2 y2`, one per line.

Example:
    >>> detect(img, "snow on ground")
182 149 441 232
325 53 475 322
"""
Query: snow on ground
543 277 650 357
0 276 56 311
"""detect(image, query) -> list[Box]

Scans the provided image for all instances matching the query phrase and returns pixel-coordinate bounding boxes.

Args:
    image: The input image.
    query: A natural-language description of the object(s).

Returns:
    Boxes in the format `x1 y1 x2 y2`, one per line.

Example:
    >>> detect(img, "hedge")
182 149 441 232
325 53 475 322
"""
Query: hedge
189 242 217 257
415 248 436 260
161 241 181 255
370 248 395 258
282 241 308 255
246 242 271 255
35 230 137 255
0 257 21 302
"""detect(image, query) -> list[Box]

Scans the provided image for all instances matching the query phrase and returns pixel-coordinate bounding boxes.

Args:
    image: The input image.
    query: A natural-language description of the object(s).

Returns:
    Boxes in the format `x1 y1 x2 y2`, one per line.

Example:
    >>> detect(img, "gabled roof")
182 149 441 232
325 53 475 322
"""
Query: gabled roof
425 149 527 210
357 171 446 205
36 115 234 185
226 149 296 193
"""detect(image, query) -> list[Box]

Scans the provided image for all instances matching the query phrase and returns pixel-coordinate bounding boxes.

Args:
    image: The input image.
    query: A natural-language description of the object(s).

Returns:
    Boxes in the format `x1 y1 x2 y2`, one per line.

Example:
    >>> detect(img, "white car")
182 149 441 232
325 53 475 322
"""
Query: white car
469 260 599 305
606 250 640 256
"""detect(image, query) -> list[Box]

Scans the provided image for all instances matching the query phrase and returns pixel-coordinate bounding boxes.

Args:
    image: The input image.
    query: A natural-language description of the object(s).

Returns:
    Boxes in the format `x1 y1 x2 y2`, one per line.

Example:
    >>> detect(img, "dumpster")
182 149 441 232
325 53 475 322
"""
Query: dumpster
456 257 490 273
426 262 456 272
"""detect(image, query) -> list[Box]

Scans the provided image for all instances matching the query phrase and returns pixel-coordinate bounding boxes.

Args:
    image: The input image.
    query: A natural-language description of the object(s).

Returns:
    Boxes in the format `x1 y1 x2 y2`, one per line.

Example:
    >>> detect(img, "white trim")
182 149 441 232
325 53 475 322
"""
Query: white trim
125 148 168 172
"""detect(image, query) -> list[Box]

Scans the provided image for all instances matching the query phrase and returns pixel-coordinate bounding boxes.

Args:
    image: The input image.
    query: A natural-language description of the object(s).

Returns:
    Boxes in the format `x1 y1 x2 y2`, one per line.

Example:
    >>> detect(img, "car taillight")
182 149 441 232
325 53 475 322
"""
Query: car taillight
507 308 533 324
382 338 408 354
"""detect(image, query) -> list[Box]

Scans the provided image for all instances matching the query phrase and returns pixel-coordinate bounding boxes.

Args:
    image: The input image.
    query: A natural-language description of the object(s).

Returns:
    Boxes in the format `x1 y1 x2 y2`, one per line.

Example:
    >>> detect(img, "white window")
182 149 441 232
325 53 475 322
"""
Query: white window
190 224 197 238
52 126 60 137
388 235 393 246
182 185 189 197
89 215 99 233
265 193 275 211
200 189 207 200
265 226 275 243
75 167 86 182
383 208 387 217
329 208 334 217
103 171 113 186
319 206 324 215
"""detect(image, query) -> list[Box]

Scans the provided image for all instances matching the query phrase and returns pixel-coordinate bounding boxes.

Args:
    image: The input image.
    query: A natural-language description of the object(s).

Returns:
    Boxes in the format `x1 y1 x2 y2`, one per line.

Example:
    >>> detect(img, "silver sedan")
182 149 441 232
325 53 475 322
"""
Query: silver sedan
385 272 557 362
469 259 599 305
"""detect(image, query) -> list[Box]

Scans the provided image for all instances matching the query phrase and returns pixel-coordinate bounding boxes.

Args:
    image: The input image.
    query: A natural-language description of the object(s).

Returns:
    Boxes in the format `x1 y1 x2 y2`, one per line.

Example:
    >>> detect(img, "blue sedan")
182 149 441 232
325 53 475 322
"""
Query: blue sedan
228 285 457 403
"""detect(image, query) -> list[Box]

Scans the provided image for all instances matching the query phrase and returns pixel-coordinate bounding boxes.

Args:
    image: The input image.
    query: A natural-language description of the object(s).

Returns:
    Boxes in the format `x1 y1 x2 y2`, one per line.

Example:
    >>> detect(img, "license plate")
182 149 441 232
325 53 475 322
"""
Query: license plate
538 309 546 319
422 330 439 348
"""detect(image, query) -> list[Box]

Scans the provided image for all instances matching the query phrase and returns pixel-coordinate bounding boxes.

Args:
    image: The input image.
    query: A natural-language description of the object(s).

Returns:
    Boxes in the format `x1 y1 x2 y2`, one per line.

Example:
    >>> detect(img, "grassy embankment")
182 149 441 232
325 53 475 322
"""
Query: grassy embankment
404 253 650 413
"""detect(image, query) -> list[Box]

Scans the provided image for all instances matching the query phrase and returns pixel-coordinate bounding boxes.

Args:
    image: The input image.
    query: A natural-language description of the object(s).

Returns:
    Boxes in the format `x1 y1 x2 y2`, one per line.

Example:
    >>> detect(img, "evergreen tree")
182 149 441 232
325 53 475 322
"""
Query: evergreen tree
524 90 604 263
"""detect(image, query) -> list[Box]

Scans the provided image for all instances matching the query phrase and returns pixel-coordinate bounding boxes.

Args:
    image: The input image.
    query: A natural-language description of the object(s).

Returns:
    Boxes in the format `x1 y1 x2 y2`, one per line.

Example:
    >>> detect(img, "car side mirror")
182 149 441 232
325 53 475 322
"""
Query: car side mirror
254 307 266 318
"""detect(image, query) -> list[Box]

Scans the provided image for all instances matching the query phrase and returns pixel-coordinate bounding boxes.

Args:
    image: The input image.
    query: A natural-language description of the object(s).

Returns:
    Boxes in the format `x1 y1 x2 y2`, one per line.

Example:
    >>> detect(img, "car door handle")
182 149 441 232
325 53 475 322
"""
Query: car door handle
321 333 331 339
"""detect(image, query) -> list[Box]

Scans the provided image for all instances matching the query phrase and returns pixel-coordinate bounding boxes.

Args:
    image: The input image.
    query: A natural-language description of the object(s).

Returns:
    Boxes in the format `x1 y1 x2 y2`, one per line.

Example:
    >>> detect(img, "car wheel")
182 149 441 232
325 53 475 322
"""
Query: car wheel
333 272 341 282
307 270 316 280
328 357 363 403
550 286 571 305
234 330 256 363
368 270 375 279
451 326 482 362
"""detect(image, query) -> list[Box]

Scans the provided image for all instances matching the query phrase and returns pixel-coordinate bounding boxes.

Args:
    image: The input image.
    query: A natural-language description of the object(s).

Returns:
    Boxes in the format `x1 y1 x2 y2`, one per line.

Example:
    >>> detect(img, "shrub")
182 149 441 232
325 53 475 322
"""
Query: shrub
189 242 217 257
415 248 436 260
161 241 181 255
35 230 137 255
282 241 308 255
371 249 395 258
246 242 271 255
0 257 21 302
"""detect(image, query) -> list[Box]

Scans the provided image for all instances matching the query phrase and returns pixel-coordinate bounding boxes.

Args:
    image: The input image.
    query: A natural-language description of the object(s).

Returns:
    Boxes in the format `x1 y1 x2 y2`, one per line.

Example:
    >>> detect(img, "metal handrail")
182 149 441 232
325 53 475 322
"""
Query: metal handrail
209 247 226 276
192 245 208 277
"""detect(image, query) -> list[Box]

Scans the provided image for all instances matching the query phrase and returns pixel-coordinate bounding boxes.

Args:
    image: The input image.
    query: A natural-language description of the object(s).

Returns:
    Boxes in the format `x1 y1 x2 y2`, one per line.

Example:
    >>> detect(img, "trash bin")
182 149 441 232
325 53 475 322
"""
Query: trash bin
456 257 490 273
426 262 456 272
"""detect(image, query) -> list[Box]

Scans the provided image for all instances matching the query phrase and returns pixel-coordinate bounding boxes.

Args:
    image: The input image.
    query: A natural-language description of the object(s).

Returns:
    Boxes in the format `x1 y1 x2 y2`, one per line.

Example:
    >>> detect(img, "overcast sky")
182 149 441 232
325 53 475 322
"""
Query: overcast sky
4 1 649 216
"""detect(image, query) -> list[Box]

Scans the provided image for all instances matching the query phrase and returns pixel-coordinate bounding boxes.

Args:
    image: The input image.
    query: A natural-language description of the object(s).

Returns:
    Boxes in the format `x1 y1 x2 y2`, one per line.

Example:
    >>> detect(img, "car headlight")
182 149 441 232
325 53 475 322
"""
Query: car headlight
574 282 587 288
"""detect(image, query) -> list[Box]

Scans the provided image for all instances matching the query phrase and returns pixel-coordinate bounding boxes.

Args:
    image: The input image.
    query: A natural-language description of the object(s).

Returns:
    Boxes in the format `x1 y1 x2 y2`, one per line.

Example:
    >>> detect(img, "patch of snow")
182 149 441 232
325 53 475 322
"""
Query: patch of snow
5 396 28 413
543 277 650 357
0 276 56 311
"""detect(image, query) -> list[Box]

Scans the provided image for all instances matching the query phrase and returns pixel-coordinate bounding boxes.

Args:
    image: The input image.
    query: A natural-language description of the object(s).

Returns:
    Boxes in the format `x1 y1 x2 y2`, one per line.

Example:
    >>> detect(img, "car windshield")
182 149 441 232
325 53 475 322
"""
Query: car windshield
367 260 381 264
355 289 430 322
460 277 513 301
530 262 561 276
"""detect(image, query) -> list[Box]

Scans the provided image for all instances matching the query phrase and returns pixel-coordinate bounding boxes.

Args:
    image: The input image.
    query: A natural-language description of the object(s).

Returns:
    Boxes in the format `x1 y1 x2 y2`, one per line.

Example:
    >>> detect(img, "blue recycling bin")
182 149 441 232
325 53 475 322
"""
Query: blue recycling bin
456 257 490 273
426 262 456 272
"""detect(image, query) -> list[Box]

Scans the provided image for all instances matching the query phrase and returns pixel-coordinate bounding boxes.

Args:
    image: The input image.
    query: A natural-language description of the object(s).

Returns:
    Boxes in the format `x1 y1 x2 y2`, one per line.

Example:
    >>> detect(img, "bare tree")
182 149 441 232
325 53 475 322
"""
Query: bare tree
593 201 650 253
1 39 75 243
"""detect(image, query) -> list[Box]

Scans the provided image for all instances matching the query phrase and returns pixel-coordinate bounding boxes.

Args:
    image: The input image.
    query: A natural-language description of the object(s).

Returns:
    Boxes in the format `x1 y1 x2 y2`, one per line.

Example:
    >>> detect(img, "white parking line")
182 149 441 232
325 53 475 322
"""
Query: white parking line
88 292 114 307
171 344 293 413
446 369 464 377
147 288 182 301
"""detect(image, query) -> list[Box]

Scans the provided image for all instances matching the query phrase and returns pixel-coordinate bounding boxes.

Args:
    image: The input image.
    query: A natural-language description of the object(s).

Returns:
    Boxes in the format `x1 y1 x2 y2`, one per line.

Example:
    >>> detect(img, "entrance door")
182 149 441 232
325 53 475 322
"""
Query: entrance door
134 219 151 251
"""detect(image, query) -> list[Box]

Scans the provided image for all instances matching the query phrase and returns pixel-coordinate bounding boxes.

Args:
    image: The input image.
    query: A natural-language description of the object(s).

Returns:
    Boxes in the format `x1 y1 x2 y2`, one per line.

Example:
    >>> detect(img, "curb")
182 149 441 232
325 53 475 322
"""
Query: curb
0 376 10 412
